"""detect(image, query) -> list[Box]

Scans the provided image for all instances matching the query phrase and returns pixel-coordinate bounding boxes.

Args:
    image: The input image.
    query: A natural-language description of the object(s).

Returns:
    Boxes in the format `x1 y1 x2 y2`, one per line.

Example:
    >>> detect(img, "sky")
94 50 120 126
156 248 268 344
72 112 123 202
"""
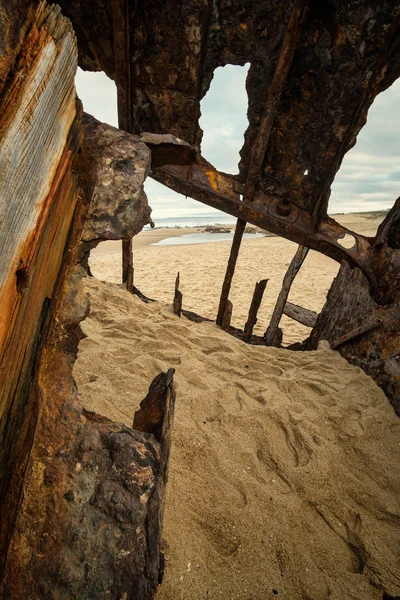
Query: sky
75 65 400 222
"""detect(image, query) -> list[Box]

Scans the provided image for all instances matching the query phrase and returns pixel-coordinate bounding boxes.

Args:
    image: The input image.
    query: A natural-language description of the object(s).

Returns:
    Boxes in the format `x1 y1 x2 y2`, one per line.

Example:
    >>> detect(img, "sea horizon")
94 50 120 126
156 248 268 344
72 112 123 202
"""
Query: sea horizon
145 207 389 230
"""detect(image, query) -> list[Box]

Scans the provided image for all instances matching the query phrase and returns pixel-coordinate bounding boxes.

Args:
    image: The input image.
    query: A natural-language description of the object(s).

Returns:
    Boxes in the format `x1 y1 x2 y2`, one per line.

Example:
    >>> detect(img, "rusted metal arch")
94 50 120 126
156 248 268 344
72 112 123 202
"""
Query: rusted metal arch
151 159 379 282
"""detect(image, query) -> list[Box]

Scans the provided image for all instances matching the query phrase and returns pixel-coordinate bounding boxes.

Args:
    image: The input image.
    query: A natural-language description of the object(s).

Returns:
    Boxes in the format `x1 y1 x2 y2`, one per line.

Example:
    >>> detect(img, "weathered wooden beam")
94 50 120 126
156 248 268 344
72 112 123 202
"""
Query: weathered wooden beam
216 219 246 326
265 245 309 345
122 238 134 293
243 279 268 342
331 320 382 350
283 301 318 328
221 299 233 332
173 272 182 317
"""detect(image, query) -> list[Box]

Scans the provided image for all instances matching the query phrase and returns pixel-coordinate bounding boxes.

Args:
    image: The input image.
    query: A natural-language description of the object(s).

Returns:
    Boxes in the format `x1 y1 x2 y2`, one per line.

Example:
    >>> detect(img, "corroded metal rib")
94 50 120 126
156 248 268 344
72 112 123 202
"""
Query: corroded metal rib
151 159 375 280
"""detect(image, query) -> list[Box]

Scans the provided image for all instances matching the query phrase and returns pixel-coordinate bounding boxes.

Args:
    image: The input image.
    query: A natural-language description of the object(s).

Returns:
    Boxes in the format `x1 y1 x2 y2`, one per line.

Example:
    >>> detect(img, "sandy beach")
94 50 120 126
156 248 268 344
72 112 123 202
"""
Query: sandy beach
89 213 384 345
74 211 400 599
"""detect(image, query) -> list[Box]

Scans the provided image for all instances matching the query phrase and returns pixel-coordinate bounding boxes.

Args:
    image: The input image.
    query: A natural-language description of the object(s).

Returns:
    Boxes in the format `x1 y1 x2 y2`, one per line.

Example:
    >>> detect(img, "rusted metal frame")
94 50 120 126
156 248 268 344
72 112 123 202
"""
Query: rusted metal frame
264 245 309 345
216 0 309 327
151 163 375 281
243 279 268 342
283 301 318 328
312 13 400 226
111 0 132 132
243 0 310 204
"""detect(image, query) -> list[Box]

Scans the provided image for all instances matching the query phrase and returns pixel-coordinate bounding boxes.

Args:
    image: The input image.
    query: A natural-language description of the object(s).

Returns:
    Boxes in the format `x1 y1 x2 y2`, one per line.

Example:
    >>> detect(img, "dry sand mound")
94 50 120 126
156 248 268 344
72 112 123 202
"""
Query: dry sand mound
74 278 400 600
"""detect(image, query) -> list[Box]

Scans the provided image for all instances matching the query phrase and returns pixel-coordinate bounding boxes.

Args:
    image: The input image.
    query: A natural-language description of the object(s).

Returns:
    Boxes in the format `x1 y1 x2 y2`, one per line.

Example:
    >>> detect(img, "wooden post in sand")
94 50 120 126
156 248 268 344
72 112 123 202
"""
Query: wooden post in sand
122 238 134 293
264 245 309 346
216 219 246 326
243 279 268 342
221 299 233 331
173 272 183 317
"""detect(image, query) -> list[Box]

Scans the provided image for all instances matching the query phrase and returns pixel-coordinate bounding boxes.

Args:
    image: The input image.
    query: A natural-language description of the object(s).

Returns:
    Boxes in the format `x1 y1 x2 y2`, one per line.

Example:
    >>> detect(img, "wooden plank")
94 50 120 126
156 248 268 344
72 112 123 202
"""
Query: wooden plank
173 272 182 317
243 279 268 342
122 238 134 293
265 245 309 345
0 2 80 579
216 219 246 326
283 301 318 328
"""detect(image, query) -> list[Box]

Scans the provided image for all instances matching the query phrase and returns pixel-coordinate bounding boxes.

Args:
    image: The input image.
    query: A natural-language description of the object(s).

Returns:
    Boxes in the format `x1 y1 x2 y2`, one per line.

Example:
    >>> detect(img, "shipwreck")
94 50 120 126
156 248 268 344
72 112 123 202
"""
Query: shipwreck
0 0 399 597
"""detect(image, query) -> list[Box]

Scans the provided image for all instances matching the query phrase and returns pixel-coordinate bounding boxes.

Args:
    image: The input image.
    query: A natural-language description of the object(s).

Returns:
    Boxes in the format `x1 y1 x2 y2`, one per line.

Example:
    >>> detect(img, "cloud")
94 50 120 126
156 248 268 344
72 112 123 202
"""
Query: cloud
330 78 400 213
75 68 118 127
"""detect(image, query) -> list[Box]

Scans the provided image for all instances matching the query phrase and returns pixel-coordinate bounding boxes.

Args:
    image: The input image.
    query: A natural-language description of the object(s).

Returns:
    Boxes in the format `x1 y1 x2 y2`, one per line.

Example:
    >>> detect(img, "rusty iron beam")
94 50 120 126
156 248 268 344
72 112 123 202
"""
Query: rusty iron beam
151 159 377 284
265 245 309 345
216 219 246 326
283 301 318 328
243 279 268 342
243 0 309 204
173 272 182 317
331 320 382 350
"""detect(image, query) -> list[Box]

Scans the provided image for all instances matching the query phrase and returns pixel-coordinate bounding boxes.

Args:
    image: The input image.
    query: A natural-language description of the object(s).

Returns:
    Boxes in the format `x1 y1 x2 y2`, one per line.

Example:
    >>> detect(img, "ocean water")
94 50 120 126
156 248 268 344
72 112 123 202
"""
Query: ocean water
153 232 265 246
144 213 238 230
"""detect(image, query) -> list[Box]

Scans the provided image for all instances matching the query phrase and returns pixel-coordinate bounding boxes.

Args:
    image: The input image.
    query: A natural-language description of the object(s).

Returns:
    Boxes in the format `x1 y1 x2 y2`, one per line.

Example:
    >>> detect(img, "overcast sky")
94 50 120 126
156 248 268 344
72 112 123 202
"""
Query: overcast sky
75 65 400 221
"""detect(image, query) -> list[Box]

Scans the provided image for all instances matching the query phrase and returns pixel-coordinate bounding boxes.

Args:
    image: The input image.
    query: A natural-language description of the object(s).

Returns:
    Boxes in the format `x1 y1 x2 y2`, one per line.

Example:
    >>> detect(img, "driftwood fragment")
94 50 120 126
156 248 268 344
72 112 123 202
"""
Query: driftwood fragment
216 219 246 326
122 238 134 293
265 245 309 345
284 301 318 328
221 299 233 331
173 272 183 317
243 279 268 342
331 320 381 350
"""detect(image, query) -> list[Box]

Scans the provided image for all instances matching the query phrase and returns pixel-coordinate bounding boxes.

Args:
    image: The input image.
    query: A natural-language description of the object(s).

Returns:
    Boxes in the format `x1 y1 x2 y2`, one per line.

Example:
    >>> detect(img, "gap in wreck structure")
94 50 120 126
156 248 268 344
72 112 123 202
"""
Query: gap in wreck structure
199 64 250 175
75 68 118 128
128 65 251 308
329 78 400 234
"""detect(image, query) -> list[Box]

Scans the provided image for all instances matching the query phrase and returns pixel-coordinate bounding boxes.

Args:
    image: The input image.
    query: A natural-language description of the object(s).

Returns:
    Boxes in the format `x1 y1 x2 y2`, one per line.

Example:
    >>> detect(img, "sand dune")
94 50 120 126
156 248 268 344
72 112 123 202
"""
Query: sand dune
74 277 400 600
